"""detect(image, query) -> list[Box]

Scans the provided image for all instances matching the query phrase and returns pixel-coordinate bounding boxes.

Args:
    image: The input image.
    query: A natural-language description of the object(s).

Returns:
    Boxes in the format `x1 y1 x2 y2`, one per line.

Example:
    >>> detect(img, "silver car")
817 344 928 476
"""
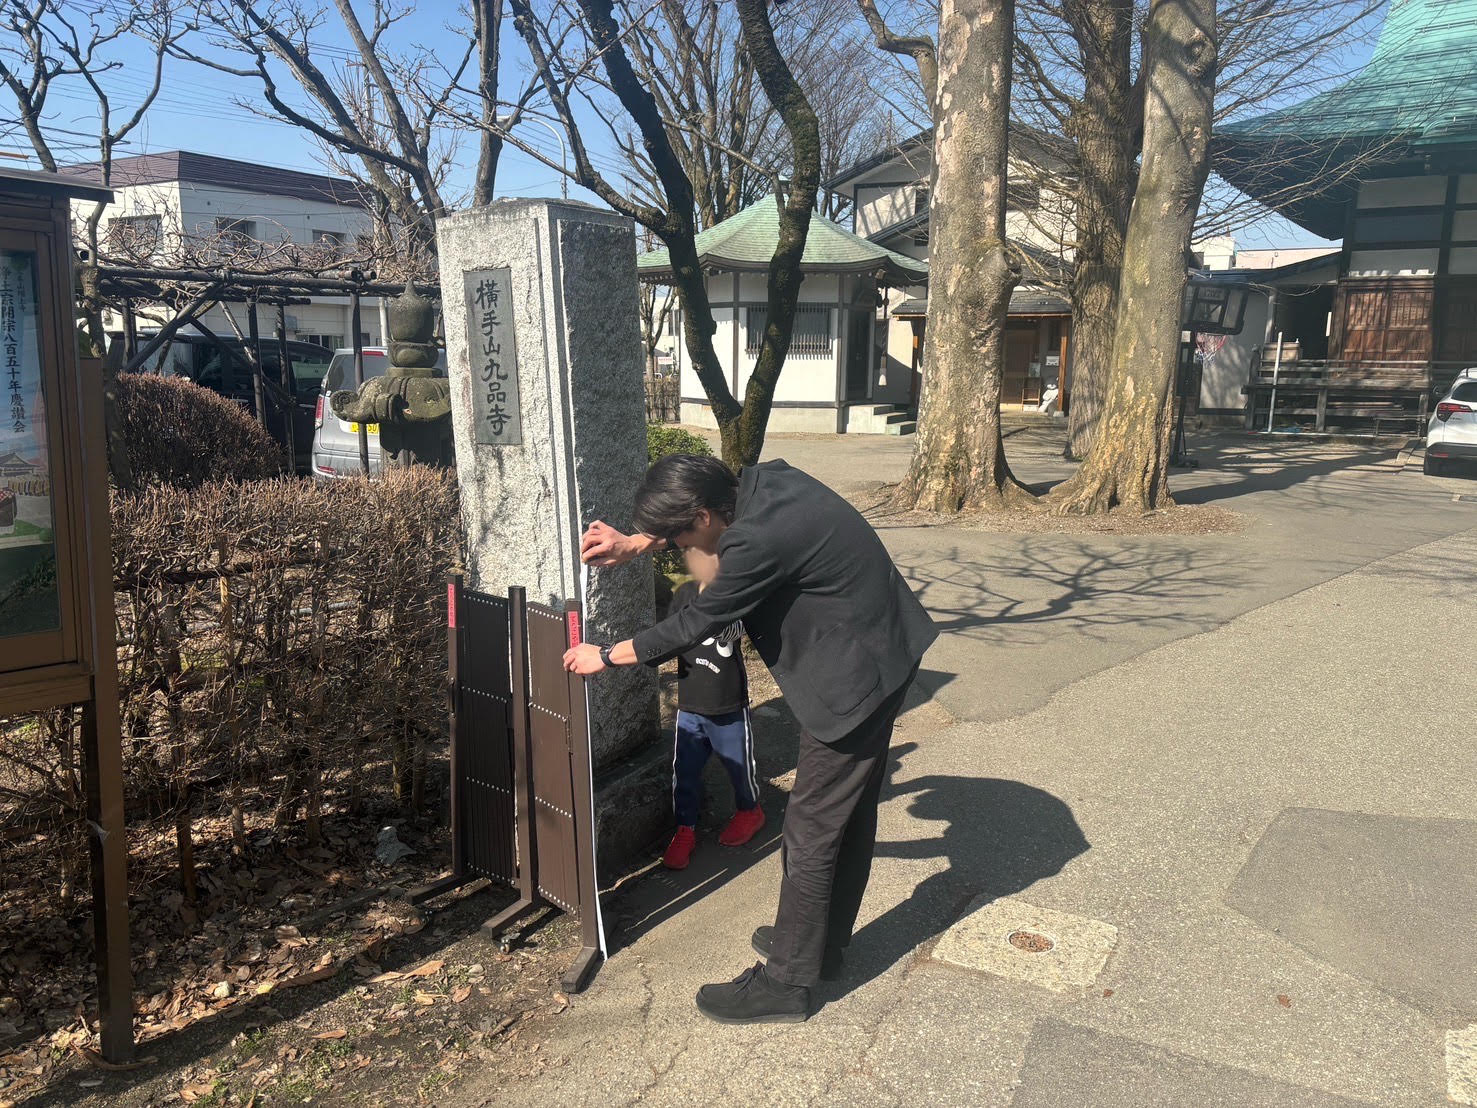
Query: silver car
310 347 448 478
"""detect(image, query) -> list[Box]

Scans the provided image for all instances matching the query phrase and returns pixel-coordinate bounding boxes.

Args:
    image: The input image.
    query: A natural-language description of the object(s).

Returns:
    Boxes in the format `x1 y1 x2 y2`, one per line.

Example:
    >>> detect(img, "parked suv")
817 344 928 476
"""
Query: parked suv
310 347 448 478
1425 369 1477 475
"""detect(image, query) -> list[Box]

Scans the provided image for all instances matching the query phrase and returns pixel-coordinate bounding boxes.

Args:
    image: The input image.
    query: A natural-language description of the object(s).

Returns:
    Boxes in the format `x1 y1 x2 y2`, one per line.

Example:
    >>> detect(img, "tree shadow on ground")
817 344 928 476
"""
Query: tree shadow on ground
889 541 1245 648
820 743 1089 1006
1169 438 1400 507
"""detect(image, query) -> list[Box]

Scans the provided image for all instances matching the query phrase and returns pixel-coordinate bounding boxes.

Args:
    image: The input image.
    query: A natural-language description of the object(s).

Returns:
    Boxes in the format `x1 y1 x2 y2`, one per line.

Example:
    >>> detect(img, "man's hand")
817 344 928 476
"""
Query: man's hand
563 642 606 675
581 520 651 566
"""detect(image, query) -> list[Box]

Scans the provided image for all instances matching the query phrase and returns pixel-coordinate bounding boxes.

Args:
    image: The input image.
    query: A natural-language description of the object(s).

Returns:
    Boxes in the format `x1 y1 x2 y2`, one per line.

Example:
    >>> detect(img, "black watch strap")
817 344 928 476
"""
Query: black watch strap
599 644 615 668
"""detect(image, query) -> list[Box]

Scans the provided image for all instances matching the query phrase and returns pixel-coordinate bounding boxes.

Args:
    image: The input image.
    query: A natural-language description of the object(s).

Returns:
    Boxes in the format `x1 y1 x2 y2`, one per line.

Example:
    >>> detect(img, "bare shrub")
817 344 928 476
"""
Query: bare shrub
1 466 461 910
114 374 284 491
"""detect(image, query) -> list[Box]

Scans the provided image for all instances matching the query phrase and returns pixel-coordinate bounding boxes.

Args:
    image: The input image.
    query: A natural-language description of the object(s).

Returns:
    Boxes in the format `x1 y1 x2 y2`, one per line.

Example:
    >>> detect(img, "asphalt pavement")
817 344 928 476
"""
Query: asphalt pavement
453 428 1477 1107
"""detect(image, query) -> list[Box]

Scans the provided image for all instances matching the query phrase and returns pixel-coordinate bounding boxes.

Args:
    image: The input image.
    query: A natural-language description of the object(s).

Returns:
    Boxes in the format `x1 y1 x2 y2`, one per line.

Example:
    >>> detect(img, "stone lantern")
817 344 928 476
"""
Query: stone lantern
330 284 453 467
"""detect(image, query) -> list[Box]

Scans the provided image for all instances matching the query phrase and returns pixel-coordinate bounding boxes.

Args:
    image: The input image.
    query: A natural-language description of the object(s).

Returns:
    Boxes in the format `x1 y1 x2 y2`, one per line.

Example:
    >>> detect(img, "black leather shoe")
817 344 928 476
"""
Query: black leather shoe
695 963 810 1024
750 925 844 981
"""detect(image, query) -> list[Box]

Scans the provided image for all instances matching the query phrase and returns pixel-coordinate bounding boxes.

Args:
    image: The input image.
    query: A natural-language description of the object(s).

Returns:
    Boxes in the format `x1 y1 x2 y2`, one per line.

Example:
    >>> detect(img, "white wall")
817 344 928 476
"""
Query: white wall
1198 291 1270 412
1235 247 1338 270
71 182 182 246
76 178 381 348
178 183 370 247
1358 175 1447 209
676 270 923 429
847 143 1076 264
1346 248 1440 277
856 183 921 238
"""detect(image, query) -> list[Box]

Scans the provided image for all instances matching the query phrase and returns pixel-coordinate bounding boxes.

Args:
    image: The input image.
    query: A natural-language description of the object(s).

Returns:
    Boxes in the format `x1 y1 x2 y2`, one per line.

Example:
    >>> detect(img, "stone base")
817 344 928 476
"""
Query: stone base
593 740 674 877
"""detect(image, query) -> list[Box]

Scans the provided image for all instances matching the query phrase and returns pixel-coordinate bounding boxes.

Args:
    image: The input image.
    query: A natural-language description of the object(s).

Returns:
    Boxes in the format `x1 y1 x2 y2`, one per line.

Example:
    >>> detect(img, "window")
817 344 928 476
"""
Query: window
913 184 931 216
107 214 162 255
312 229 348 257
1451 381 1477 403
298 333 345 352
215 217 258 244
324 352 391 393
746 303 832 358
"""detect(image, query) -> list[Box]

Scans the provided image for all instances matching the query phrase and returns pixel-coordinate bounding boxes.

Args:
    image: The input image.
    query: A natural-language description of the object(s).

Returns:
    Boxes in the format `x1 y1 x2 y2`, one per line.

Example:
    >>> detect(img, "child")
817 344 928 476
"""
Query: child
663 546 765 869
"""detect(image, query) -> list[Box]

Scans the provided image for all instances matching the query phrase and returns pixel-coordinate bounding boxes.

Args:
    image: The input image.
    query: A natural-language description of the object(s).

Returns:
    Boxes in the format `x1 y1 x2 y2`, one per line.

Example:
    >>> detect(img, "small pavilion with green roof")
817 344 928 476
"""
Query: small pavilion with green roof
1217 0 1477 374
637 198 929 434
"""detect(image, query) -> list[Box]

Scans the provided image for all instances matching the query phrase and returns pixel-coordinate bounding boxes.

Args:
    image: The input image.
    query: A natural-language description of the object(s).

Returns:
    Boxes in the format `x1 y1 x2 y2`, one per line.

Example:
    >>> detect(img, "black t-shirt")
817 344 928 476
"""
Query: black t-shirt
671 580 748 716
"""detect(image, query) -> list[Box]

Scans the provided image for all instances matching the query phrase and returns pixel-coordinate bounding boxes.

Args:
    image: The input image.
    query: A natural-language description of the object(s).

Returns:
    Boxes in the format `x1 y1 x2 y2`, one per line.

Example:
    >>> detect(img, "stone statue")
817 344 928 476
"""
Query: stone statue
330 284 454 468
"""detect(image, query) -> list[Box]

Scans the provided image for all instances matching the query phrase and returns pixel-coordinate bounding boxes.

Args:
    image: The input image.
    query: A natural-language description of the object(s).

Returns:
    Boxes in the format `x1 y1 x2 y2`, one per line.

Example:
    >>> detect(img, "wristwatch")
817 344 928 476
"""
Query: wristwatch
598 644 615 669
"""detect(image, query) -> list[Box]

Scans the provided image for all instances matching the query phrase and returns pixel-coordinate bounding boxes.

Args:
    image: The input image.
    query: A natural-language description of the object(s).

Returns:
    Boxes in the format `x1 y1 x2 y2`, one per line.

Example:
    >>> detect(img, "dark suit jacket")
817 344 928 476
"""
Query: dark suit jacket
632 460 938 743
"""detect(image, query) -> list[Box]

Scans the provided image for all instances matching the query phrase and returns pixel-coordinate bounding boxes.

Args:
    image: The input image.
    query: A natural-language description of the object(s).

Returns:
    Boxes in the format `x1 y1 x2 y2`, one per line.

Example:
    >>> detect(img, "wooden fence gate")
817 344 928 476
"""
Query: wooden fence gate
411 576 604 992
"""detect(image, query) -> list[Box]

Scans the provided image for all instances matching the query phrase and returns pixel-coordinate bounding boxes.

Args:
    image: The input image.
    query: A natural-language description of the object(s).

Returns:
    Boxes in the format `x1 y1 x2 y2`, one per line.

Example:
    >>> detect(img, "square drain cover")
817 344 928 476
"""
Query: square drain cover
932 896 1118 993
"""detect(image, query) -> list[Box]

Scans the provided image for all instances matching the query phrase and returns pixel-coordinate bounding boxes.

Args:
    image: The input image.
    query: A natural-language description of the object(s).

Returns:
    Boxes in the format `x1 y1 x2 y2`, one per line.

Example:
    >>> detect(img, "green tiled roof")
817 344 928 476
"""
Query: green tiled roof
636 199 929 287
1221 0 1477 146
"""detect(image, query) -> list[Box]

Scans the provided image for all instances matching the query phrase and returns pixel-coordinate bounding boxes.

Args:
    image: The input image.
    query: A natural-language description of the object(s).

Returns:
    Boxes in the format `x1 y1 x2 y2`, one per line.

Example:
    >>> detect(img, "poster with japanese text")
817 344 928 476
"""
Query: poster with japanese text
0 249 59 638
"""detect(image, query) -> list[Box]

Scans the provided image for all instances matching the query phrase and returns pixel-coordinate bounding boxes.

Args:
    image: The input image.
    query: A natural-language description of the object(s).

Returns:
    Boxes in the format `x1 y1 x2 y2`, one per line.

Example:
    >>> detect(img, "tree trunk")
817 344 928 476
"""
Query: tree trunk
472 0 503 206
1050 0 1217 513
731 0 822 469
895 0 1030 512
1063 0 1134 461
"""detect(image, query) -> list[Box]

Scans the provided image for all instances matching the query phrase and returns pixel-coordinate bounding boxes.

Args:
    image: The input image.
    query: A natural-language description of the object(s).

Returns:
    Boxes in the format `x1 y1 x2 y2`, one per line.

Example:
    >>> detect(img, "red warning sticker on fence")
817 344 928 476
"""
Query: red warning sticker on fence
447 581 457 628
566 610 582 648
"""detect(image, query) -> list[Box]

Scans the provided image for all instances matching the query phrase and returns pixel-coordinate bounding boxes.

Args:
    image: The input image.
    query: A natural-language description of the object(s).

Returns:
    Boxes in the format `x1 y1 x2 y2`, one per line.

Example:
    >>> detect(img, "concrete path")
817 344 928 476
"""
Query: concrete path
455 431 1477 1107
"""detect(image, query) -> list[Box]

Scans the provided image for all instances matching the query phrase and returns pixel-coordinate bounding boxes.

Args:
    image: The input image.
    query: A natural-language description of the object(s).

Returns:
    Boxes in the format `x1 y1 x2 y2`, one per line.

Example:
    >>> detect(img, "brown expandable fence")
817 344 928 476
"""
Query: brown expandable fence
411 576 603 992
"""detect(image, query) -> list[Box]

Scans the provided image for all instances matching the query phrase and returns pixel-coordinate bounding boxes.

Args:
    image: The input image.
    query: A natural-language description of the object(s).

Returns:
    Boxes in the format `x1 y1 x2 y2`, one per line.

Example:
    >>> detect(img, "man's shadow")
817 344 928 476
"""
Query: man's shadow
825 743 1090 1001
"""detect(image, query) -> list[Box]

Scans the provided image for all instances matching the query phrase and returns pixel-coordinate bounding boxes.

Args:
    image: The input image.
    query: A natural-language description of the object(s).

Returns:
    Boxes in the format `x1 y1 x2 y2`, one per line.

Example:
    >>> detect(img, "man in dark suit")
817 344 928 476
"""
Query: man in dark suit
564 454 937 1024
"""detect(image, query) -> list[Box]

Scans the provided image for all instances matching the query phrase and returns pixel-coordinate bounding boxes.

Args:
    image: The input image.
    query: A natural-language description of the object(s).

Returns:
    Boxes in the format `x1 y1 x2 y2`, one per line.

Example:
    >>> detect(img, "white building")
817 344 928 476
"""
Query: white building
638 198 929 434
65 151 382 349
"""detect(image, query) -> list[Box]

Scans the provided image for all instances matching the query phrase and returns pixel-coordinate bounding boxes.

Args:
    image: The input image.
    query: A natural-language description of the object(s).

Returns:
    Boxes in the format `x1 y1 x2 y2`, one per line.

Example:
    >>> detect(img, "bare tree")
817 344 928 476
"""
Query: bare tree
1048 0 1215 512
177 0 506 263
0 0 186 484
500 0 819 466
859 0 1030 511
613 0 886 230
634 230 677 416
1013 0 1383 459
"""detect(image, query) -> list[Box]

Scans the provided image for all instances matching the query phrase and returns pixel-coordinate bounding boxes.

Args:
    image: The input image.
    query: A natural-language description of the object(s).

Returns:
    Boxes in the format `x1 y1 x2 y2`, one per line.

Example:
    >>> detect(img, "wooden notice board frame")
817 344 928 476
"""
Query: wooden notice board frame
0 167 133 1061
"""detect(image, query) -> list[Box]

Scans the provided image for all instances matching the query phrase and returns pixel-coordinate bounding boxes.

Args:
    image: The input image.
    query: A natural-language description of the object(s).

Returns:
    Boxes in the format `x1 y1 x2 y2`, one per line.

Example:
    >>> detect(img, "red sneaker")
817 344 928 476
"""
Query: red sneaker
663 826 698 869
718 807 766 847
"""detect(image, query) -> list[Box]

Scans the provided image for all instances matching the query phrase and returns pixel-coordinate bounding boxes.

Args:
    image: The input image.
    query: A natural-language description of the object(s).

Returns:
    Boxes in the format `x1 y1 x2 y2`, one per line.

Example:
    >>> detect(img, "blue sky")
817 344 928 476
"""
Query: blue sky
5 4 1385 250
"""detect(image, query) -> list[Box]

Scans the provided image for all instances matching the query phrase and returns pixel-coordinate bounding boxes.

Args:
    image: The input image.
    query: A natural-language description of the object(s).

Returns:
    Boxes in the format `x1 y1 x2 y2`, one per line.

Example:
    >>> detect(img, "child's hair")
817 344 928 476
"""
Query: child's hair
683 545 719 586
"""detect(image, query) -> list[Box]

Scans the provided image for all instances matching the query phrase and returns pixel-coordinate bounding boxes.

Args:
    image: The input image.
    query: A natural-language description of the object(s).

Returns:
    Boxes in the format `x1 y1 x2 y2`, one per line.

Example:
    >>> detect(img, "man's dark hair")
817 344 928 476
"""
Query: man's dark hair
632 454 739 540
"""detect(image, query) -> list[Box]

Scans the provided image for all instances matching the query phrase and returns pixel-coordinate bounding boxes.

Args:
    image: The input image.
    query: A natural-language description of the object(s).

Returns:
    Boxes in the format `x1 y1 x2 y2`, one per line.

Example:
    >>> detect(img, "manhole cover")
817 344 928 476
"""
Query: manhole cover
1008 929 1055 953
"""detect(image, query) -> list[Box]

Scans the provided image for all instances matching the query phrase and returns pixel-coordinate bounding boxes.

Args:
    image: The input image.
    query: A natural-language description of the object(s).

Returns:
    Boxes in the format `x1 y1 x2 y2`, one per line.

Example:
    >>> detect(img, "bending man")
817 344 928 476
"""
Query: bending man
563 454 937 1024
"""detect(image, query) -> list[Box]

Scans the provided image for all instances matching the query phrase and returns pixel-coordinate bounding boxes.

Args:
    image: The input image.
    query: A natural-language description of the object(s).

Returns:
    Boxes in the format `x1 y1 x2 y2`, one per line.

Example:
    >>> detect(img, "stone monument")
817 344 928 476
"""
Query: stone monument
437 199 656 769
330 284 454 467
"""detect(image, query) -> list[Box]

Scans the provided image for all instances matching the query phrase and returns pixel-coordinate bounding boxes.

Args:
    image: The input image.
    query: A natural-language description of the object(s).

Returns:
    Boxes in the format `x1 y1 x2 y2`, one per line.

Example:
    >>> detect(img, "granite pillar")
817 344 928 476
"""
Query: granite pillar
438 199 657 768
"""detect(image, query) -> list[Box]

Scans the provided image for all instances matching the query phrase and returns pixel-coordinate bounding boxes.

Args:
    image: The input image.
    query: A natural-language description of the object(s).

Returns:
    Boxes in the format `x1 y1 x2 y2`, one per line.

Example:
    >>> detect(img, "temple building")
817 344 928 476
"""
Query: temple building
1217 0 1477 388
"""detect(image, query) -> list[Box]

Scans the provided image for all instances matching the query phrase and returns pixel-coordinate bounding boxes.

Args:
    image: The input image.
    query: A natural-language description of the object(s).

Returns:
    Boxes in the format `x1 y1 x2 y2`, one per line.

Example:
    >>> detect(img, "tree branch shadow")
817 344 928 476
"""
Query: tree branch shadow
890 540 1246 647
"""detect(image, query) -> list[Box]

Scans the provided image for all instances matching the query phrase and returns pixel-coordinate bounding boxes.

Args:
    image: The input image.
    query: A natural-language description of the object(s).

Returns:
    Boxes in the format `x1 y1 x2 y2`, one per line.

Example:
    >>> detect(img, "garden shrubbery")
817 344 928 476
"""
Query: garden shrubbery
2 467 461 906
114 373 283 490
